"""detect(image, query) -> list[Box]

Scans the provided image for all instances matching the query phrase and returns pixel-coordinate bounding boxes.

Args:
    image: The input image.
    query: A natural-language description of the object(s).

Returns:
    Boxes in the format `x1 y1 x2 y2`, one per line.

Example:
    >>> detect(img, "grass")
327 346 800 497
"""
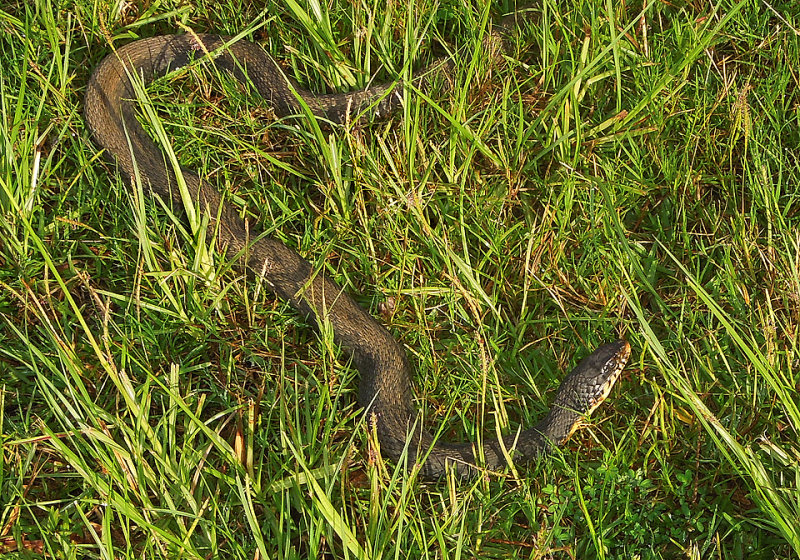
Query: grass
1 0 799 557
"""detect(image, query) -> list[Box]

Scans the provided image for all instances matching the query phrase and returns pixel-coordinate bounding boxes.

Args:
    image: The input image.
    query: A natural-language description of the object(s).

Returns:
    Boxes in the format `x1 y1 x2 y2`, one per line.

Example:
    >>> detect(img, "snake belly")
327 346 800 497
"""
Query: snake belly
84 32 630 478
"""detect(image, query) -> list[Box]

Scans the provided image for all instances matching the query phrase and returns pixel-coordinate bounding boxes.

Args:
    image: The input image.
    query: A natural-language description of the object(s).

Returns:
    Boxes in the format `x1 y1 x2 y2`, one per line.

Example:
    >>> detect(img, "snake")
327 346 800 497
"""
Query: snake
84 28 631 478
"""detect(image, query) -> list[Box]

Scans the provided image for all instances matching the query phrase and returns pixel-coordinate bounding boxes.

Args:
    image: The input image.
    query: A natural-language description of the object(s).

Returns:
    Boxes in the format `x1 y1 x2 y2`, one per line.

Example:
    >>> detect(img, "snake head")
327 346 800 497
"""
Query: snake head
552 339 631 429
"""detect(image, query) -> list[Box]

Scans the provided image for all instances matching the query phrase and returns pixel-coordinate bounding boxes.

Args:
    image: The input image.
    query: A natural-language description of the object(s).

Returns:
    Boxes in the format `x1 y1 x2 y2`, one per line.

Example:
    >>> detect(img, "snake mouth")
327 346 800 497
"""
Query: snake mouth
565 340 631 441
586 339 631 416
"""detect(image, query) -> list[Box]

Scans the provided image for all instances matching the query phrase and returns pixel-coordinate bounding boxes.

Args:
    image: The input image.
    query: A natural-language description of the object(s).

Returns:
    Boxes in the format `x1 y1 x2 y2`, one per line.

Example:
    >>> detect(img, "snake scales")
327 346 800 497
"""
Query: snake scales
84 21 631 478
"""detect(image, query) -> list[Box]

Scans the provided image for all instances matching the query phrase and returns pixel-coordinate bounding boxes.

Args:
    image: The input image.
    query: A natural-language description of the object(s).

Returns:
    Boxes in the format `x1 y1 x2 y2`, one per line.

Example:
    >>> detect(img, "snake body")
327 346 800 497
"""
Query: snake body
85 32 630 478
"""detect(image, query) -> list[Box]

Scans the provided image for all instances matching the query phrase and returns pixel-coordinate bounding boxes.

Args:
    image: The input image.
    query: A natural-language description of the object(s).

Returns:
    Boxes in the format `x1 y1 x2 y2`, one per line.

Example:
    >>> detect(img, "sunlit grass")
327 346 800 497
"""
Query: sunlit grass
1 0 799 557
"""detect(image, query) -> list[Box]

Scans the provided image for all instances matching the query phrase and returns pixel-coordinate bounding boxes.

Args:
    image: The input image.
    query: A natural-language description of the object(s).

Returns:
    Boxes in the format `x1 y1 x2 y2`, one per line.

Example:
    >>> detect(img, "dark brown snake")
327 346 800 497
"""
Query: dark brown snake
85 27 631 478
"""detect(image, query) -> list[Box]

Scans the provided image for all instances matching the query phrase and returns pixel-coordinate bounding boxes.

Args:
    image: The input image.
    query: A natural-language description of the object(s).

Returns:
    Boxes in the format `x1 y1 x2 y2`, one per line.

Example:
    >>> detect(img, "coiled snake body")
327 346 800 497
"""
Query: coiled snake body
85 32 630 478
